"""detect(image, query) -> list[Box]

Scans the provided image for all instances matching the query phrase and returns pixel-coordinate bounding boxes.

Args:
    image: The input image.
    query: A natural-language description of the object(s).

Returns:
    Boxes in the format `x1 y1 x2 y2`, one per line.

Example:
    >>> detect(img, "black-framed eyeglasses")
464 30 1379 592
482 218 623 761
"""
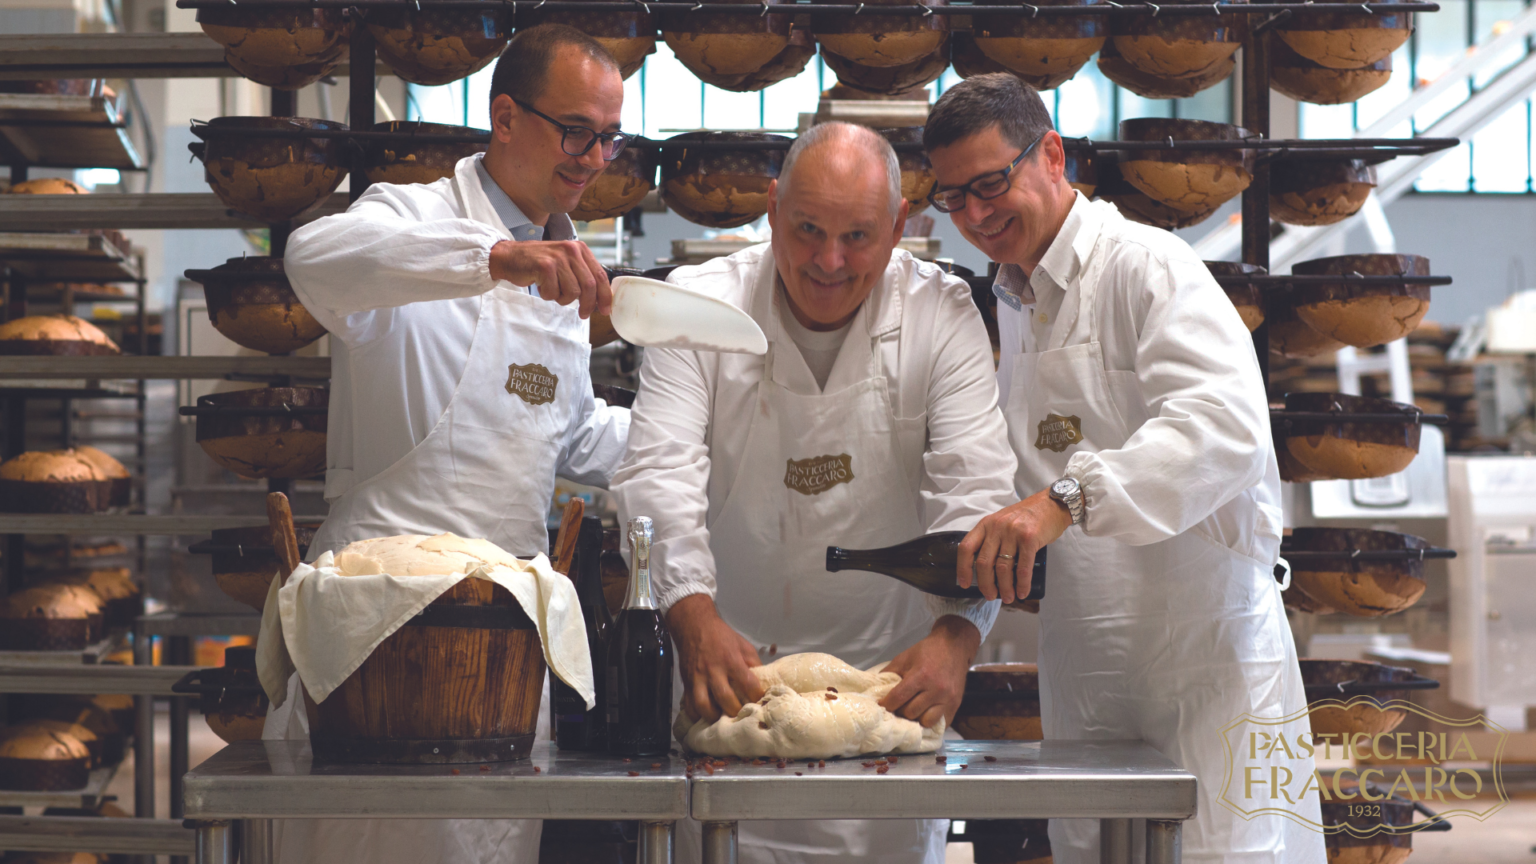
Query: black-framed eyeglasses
927 132 1047 214
515 99 631 160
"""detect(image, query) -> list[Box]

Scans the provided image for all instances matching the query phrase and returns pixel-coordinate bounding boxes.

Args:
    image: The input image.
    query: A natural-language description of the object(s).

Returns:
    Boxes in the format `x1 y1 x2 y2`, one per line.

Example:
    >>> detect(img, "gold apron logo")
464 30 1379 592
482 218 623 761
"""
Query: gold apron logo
1035 413 1083 452
783 454 855 496
505 363 558 406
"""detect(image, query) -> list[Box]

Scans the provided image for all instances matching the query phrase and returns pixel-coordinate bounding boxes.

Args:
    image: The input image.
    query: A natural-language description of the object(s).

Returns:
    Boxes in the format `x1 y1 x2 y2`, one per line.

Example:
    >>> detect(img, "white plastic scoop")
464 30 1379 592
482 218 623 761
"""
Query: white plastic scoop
609 275 768 355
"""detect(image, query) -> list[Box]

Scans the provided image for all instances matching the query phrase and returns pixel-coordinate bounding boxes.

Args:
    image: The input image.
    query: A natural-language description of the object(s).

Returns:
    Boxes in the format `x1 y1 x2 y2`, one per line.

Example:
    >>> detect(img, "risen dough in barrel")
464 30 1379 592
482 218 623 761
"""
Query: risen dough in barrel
675 652 944 758
333 533 522 577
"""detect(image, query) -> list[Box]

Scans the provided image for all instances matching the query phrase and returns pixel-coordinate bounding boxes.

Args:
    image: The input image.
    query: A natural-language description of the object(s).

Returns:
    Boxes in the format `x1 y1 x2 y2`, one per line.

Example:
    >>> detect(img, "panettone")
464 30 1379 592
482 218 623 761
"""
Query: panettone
88 695 136 736
367 10 509 87
0 724 92 791
33 700 124 764
3 584 103 620
1292 254 1432 349
10 720 101 766
195 386 329 479
0 584 104 651
1270 159 1377 226
196 7 350 89
660 132 790 229
1097 35 1236 99
48 567 141 628
5 178 89 195
0 450 114 514
815 0 947 68
1269 40 1392 105
1268 299 1346 359
972 0 1104 89
1117 119 1253 216
1094 155 1223 229
819 40 949 94
571 145 658 222
72 445 131 507
665 30 790 79
1286 528 1429 617
0 315 120 356
1283 393 1422 480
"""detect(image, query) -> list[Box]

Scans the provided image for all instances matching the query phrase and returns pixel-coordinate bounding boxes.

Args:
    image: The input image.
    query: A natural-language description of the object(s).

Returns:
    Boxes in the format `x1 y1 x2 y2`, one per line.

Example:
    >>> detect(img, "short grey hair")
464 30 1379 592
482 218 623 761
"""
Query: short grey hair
777 122 903 218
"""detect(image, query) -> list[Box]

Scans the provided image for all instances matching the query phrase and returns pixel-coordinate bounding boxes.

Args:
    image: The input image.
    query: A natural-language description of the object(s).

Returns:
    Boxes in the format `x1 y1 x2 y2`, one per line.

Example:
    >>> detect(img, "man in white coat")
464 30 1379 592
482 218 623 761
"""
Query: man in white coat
611 122 1017 864
275 24 630 864
924 75 1325 863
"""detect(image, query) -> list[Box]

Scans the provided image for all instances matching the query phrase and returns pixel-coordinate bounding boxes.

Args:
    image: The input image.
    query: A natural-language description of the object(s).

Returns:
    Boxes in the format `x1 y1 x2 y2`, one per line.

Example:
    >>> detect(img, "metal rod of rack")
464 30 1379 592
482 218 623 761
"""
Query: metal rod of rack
1271 410 1451 425
173 0 1439 12
181 123 1460 158
1279 548 1458 560
1211 274 1455 286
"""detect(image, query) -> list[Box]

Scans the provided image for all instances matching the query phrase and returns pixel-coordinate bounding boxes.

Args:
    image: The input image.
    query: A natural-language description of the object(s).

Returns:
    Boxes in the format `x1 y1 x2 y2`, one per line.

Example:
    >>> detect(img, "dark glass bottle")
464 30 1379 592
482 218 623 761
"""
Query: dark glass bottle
552 515 610 750
826 531 1047 602
605 517 674 757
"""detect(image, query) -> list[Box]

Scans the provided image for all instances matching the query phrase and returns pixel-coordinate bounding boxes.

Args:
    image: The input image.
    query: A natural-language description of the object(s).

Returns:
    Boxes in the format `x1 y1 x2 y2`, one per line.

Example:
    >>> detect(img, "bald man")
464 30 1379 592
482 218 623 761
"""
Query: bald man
612 122 1018 864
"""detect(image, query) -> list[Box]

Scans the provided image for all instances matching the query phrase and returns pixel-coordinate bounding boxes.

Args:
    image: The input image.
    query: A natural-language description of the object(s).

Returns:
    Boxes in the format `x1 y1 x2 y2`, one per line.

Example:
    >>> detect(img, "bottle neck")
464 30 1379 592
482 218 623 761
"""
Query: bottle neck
625 517 657 611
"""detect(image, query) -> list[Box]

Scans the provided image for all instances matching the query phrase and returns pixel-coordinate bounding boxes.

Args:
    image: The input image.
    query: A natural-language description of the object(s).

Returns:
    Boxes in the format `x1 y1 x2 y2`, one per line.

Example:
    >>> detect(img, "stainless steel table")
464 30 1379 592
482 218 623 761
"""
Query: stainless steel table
182 742 690 864
687 740 1198 864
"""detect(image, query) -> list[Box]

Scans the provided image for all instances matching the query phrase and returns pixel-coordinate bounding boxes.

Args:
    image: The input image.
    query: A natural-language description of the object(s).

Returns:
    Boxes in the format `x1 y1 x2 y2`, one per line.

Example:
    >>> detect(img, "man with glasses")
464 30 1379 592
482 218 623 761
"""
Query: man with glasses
276 23 630 864
613 121 1016 864
924 74 1323 864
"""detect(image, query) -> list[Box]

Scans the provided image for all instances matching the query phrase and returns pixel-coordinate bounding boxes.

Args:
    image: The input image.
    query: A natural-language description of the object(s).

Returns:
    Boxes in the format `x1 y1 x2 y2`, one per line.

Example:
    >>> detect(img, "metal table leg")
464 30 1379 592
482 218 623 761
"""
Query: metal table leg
1146 820 1182 864
240 818 273 864
700 821 737 864
638 820 675 864
192 820 233 864
1100 817 1132 864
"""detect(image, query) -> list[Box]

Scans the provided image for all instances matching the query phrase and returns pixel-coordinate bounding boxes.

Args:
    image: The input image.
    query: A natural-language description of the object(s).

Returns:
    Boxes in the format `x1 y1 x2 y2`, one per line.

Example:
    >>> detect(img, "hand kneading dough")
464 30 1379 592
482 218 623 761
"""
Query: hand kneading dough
332 533 523 577
674 652 944 759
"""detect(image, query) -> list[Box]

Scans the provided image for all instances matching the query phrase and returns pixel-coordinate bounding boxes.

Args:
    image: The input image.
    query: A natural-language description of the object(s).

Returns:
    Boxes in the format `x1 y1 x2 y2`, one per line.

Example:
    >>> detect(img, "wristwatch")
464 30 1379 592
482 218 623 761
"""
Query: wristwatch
1049 477 1084 526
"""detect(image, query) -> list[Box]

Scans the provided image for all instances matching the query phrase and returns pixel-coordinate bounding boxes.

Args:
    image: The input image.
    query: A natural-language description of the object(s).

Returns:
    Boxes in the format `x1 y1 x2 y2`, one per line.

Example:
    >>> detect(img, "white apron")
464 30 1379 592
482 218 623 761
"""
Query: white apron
267 166 587 864
677 296 945 864
1004 237 1324 864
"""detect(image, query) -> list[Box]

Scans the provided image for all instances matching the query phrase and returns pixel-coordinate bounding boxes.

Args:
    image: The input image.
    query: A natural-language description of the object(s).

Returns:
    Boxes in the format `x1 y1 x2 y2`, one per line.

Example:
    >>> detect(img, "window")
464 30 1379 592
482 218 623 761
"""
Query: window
1300 0 1536 193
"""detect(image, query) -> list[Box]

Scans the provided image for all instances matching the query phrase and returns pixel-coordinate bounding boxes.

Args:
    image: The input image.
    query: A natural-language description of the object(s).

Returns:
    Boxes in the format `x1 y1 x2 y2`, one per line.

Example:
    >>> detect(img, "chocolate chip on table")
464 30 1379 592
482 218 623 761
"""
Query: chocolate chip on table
533 766 541 773
651 763 662 769
877 764 890 774
795 771 803 776
628 771 640 777
984 756 998 762
451 769 460 775
935 756 947 763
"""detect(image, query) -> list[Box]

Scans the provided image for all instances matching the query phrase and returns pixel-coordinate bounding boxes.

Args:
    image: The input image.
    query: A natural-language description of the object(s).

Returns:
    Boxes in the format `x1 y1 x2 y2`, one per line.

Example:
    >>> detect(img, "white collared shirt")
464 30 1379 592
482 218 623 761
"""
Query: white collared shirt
994 192 1283 556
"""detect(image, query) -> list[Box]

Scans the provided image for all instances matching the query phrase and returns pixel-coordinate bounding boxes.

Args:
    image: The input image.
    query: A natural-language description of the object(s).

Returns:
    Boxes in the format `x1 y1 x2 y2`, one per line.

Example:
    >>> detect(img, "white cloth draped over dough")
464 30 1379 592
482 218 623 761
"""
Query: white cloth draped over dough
674 653 944 759
256 533 593 709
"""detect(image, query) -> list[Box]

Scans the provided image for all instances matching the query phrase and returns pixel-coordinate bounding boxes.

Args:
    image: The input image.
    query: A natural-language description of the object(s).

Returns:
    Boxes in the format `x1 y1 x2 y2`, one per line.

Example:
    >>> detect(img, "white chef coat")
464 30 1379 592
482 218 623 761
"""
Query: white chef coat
613 243 1015 864
612 242 1014 634
995 192 1323 864
271 155 628 864
286 153 628 511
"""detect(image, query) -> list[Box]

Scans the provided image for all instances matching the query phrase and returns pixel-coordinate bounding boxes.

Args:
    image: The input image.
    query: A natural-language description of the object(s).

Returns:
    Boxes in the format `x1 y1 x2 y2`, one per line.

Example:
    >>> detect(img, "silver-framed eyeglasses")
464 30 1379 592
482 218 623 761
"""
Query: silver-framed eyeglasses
927 132 1047 214
515 99 631 160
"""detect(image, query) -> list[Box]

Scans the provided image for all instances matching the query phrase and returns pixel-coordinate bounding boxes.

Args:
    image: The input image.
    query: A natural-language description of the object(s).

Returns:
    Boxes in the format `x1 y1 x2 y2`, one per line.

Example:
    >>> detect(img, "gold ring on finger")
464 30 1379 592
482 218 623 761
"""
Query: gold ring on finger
996 553 1014 561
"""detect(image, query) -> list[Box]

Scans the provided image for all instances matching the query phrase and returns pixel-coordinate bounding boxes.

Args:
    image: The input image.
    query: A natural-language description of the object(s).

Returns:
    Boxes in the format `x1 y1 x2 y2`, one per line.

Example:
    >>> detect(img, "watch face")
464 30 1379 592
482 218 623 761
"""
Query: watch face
1051 478 1077 497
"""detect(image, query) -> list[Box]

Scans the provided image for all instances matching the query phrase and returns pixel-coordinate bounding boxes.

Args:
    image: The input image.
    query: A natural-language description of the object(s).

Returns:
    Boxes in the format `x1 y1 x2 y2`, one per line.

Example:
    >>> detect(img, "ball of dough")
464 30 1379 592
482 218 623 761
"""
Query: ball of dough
332 533 522 577
675 652 944 759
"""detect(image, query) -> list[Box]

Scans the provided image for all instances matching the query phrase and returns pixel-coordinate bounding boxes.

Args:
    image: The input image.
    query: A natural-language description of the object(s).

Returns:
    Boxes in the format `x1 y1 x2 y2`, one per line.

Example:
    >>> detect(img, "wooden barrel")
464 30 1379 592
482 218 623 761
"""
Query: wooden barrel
304 577 546 764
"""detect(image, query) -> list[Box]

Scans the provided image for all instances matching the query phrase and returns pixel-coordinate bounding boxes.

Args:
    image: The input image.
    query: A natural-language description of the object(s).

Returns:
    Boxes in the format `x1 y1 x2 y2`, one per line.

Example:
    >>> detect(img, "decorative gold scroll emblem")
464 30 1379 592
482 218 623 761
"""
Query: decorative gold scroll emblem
783 454 855 496
1035 414 1083 452
505 363 558 406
